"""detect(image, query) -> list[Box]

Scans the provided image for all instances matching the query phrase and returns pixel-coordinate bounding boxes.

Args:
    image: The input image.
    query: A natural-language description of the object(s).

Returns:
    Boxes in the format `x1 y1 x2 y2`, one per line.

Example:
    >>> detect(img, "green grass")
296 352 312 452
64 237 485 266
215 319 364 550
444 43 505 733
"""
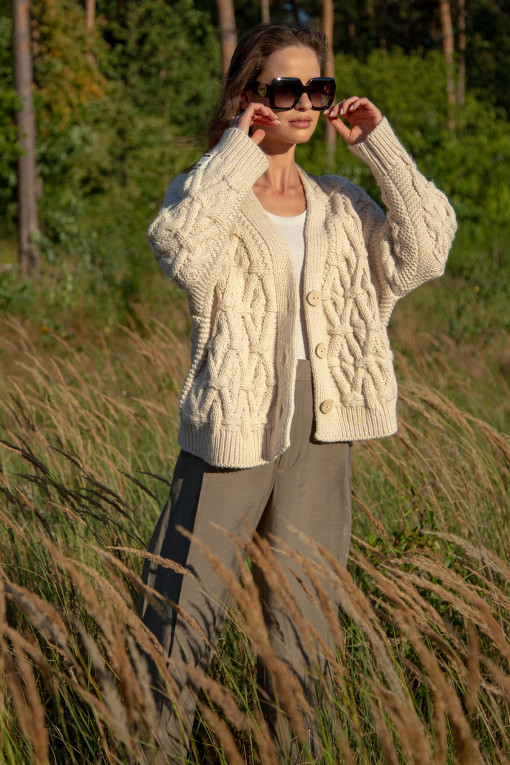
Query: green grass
0 273 509 762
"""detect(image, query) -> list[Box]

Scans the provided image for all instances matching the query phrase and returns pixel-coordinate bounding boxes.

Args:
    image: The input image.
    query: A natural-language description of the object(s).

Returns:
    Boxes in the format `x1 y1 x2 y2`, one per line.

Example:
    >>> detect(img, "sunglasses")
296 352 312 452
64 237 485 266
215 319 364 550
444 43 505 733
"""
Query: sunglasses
246 77 336 111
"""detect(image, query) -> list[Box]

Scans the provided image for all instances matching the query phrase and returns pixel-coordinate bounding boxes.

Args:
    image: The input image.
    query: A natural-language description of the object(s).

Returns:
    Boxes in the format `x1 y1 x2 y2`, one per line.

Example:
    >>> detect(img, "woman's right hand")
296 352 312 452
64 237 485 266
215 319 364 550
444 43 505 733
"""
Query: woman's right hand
230 103 280 145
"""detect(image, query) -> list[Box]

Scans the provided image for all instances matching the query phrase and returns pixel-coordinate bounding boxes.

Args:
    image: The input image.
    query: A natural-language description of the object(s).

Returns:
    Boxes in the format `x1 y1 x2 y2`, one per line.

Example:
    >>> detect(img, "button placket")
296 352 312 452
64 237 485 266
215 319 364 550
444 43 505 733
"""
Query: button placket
306 290 321 306
315 342 327 359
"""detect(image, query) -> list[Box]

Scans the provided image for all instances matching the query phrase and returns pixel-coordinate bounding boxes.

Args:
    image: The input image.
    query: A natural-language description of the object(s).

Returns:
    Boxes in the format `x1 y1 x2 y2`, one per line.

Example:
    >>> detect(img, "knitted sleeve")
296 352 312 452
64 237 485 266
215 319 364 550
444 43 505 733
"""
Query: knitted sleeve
347 118 458 324
147 128 269 314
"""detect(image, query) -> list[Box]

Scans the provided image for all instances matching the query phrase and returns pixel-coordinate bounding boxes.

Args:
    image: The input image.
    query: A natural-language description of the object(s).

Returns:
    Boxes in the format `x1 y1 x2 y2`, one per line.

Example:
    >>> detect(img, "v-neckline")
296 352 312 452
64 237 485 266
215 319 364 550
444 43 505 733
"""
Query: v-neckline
246 165 315 221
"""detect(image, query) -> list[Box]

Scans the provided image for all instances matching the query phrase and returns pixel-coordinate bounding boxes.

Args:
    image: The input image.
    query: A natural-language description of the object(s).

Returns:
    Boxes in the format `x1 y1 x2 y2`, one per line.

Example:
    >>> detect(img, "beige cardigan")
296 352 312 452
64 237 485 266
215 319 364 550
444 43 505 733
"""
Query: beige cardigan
148 118 457 468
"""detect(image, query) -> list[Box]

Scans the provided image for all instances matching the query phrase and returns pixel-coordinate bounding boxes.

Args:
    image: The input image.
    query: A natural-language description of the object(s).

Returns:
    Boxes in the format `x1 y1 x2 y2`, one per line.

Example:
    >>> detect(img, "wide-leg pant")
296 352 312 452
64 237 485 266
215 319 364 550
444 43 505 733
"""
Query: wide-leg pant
137 360 353 761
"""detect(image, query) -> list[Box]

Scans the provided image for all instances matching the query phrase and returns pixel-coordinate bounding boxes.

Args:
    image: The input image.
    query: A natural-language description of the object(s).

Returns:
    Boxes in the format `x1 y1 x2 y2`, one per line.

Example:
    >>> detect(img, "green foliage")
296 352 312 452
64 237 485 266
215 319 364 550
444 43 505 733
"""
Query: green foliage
0 16 20 220
114 0 221 125
32 0 107 128
464 0 510 117
1 0 509 335
297 48 510 316
35 0 219 303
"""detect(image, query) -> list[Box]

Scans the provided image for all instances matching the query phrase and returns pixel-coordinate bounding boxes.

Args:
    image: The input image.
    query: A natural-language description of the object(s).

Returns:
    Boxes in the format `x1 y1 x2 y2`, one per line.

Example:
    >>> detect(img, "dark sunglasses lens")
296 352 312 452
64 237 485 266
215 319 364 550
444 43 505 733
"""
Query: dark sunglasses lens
309 80 335 108
273 81 299 109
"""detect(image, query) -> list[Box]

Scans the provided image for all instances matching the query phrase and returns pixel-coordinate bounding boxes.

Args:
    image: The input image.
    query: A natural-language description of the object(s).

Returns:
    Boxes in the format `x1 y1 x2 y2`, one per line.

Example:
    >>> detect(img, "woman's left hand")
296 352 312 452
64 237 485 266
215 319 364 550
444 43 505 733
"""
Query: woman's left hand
324 97 382 145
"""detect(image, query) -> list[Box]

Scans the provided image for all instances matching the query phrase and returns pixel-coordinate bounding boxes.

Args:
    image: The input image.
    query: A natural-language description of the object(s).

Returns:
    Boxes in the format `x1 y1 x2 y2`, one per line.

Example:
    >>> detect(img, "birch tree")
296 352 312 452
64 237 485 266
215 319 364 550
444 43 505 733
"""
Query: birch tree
439 0 456 131
457 0 466 108
323 0 335 169
216 0 237 77
86 0 96 64
12 0 40 275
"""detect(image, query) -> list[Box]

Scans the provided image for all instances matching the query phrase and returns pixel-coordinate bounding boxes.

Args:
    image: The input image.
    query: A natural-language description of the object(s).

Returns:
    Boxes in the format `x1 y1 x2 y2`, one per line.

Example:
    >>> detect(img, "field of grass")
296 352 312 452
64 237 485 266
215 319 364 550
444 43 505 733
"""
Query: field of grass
0 264 509 763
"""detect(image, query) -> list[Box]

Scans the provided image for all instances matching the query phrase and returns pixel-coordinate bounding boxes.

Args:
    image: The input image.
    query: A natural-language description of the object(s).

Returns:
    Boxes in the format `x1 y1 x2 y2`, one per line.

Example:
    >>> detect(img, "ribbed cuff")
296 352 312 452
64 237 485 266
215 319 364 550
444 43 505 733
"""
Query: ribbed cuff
348 117 409 177
206 127 269 190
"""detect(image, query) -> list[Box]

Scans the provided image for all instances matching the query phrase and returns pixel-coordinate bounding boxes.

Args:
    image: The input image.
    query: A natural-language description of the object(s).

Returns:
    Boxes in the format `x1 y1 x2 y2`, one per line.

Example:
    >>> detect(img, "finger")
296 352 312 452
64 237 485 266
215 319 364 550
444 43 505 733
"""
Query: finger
332 96 372 117
250 103 281 124
251 110 280 122
325 97 356 117
239 107 279 132
251 128 266 145
246 102 277 118
340 98 382 134
327 114 352 142
231 101 281 135
344 97 380 120
347 97 367 114
323 102 340 119
252 113 280 126
324 98 357 119
323 102 350 139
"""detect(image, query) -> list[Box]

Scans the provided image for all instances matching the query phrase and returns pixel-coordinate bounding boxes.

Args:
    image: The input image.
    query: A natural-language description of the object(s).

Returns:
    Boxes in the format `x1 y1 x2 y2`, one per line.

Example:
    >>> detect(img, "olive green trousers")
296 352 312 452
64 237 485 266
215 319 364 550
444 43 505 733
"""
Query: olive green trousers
137 360 353 762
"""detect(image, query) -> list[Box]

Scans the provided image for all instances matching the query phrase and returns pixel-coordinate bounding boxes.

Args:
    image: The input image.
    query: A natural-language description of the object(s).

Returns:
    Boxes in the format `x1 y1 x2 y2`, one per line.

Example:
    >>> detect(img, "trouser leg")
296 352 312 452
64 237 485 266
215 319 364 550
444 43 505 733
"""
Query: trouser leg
253 361 353 761
137 450 277 760
138 363 353 761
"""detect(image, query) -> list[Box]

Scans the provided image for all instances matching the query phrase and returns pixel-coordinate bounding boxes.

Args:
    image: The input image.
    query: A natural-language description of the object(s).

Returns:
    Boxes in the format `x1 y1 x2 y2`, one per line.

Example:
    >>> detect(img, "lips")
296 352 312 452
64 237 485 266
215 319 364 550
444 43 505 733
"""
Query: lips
289 119 312 128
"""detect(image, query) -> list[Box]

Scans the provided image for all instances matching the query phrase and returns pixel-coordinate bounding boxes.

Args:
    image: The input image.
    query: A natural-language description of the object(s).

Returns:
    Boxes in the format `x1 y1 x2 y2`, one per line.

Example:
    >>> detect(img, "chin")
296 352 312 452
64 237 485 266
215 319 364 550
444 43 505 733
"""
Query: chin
294 131 315 143
276 125 318 144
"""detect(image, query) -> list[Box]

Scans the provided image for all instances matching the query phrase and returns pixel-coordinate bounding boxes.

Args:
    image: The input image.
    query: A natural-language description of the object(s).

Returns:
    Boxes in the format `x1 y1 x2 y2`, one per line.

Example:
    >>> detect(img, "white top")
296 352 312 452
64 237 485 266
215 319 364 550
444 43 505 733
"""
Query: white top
266 210 308 359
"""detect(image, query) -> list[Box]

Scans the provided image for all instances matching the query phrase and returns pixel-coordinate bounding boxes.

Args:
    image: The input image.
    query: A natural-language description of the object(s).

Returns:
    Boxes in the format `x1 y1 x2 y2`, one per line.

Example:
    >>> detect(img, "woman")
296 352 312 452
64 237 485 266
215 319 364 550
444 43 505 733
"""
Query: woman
138 22 457 761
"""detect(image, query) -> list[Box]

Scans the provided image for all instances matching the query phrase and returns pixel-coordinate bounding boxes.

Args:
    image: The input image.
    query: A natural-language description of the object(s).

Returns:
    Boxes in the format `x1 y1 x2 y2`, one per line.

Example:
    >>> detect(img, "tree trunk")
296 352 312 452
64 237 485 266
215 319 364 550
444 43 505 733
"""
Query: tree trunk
322 0 336 170
261 0 270 24
86 0 96 64
369 0 387 48
457 0 466 108
439 0 456 131
86 0 95 32
216 0 237 77
12 0 40 275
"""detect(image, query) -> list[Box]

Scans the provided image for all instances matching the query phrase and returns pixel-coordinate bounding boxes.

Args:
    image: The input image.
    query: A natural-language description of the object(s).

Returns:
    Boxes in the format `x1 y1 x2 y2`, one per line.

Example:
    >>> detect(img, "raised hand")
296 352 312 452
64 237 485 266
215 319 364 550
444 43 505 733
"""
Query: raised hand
324 96 382 145
230 103 281 145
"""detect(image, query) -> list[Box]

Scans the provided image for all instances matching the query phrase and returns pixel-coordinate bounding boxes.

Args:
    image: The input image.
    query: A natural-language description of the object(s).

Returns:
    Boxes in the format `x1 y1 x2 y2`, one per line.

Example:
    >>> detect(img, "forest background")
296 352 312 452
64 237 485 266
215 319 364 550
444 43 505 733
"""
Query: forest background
1 0 510 763
1 0 510 347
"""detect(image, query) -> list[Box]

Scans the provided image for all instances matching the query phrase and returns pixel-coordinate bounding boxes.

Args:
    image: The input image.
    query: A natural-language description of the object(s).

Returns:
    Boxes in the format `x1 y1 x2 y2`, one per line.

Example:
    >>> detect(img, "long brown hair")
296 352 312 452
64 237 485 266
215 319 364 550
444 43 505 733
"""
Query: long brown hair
207 24 330 150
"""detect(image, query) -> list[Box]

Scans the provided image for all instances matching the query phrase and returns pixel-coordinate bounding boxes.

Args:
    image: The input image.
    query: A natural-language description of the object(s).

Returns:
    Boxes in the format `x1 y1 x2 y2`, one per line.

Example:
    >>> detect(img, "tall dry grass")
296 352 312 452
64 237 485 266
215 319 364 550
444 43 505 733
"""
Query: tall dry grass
0 313 509 763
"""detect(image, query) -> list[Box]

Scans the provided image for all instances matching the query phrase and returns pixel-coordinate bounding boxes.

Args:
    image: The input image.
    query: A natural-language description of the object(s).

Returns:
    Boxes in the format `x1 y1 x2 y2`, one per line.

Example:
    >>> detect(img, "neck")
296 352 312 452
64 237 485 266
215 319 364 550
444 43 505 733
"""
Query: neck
257 139 299 193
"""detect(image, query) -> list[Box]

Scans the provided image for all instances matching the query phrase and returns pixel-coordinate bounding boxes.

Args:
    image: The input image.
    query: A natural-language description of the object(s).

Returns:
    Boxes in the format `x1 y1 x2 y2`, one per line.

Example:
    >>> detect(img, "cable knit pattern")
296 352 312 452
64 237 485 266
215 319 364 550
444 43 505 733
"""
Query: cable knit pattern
148 118 457 467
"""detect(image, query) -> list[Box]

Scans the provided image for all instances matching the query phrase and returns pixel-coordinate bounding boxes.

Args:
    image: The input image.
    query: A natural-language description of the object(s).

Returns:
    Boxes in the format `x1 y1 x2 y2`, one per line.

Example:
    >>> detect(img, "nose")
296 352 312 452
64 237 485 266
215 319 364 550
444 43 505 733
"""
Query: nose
296 91 312 110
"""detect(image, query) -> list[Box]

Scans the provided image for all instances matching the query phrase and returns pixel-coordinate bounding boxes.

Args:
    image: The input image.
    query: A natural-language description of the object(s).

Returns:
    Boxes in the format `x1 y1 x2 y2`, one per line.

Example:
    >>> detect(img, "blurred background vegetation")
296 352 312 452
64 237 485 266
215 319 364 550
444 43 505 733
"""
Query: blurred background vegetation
1 0 509 346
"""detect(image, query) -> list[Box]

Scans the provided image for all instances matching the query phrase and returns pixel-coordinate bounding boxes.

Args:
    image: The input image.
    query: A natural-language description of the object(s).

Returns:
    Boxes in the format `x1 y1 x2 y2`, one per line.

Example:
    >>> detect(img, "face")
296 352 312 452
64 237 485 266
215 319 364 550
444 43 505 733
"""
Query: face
241 45 322 148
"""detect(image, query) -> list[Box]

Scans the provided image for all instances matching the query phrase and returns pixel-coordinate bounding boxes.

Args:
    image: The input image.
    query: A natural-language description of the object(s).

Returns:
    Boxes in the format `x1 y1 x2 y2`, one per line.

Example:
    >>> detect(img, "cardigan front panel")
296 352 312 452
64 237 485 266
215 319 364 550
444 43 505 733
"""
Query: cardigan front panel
148 122 457 467
178 211 299 467
177 175 399 463
318 186 397 432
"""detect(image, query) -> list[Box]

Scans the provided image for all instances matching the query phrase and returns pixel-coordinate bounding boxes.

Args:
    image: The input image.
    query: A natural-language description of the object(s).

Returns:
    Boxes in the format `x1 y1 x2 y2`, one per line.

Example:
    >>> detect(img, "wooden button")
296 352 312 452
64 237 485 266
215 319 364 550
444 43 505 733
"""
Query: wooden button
320 399 334 414
306 290 321 306
315 342 327 359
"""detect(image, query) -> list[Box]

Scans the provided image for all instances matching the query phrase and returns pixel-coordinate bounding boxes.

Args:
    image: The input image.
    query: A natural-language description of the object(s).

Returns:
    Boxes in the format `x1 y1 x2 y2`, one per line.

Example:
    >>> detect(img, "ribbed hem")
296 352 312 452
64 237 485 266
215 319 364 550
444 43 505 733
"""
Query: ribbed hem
178 420 285 469
348 117 407 177
178 400 398 469
314 400 398 443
